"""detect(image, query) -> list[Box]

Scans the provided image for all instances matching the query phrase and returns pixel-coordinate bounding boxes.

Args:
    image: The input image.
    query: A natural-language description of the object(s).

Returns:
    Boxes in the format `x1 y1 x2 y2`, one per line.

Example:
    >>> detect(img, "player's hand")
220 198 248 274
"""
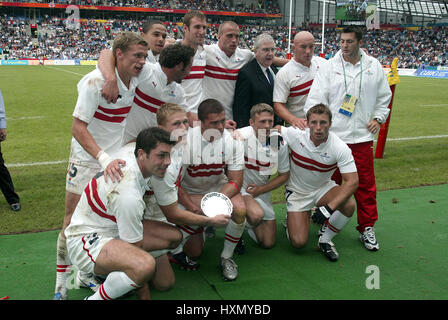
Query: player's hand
246 184 262 198
209 214 231 227
231 129 244 141
0 129 6 142
225 119 237 130
267 130 284 150
367 119 381 134
104 159 126 183
311 205 334 225
164 37 176 47
101 78 119 104
289 117 308 130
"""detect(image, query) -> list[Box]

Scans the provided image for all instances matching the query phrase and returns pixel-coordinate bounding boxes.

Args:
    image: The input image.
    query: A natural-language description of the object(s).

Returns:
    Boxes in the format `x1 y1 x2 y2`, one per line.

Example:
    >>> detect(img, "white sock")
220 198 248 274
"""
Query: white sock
221 219 245 259
87 272 138 300
319 210 350 243
171 225 203 255
55 232 71 294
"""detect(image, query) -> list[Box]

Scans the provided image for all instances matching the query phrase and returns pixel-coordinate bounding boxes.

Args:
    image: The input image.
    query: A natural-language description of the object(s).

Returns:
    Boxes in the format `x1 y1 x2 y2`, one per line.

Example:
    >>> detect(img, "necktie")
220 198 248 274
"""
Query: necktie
266 68 274 87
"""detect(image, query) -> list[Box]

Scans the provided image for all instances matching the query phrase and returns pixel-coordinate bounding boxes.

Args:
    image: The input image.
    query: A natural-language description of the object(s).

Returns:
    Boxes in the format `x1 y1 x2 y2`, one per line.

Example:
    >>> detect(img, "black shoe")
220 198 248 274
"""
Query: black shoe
205 226 215 239
10 203 21 212
168 252 200 270
234 238 246 255
318 241 339 262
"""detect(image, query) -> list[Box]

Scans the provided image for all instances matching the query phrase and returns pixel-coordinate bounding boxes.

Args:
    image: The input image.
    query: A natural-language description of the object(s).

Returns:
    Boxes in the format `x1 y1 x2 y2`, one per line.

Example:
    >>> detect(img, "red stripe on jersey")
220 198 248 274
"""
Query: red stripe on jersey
190 66 205 72
84 181 117 223
289 88 310 97
97 105 131 115
290 153 337 173
184 73 205 80
187 168 224 177
91 178 107 212
290 79 314 92
135 87 165 106
244 156 270 167
290 150 337 169
179 225 196 235
81 236 96 263
205 65 240 74
204 71 237 81
133 96 158 113
175 167 183 187
93 112 126 123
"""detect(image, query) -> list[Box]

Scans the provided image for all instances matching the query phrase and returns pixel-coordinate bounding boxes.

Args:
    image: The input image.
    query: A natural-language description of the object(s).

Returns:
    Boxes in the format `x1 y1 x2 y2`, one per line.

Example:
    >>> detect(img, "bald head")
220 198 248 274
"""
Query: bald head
292 31 315 67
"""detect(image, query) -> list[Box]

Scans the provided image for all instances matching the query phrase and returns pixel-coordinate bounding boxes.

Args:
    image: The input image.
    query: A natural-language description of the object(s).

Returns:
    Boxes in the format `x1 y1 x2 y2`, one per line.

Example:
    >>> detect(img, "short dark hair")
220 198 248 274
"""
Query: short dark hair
250 103 274 120
142 20 165 34
134 127 176 157
197 99 225 122
159 43 195 69
306 104 332 123
341 26 363 42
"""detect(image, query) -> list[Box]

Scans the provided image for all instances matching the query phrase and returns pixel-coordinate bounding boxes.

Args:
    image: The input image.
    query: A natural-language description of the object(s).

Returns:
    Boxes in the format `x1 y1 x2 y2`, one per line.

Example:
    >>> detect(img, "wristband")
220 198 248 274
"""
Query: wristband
96 150 113 170
227 181 240 193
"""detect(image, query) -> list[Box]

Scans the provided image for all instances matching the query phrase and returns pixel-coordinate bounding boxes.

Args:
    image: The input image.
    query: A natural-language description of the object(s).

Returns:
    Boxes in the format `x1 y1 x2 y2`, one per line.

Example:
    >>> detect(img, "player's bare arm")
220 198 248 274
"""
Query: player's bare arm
72 118 125 182
160 202 230 227
98 48 119 104
220 169 243 199
273 102 307 129
246 171 289 198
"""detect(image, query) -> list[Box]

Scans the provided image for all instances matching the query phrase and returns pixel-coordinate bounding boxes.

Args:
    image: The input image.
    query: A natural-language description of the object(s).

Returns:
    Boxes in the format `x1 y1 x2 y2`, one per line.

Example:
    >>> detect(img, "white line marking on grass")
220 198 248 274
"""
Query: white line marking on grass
8 160 67 168
419 104 448 107
377 135 448 142
6 116 44 120
44 66 86 77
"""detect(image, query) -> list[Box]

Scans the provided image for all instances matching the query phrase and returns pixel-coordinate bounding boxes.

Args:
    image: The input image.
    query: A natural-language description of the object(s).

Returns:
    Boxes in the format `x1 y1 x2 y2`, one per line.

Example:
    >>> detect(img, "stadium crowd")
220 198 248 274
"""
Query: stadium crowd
1 13 447 68
1 0 281 14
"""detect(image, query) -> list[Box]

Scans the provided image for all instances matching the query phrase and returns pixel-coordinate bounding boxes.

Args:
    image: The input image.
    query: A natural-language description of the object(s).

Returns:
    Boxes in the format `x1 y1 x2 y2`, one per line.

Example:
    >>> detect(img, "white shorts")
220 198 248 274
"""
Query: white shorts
66 161 101 195
285 180 337 213
242 192 275 221
143 191 170 223
66 233 113 274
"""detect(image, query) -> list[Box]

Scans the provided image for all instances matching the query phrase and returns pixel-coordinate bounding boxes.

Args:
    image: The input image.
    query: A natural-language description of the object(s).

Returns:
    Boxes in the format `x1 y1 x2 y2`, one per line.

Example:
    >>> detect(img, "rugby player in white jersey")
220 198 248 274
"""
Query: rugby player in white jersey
100 20 167 104
278 104 359 262
179 10 207 126
53 32 149 300
235 104 289 249
145 104 231 278
178 99 246 280
65 127 177 300
98 43 194 145
273 31 327 129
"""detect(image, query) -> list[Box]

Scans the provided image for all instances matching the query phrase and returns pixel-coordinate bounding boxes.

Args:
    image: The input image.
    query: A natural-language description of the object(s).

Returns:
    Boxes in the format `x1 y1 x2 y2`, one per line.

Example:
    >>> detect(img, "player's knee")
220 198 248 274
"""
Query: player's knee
340 198 356 218
247 208 264 227
289 233 308 249
153 276 175 292
260 238 276 249
169 229 183 249
232 207 246 224
132 252 156 283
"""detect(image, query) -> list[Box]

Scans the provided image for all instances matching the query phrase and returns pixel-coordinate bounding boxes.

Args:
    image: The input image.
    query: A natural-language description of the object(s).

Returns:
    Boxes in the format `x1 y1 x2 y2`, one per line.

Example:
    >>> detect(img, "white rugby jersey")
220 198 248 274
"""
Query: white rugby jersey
65 154 150 243
238 126 289 192
202 44 254 120
123 63 187 144
146 49 159 64
176 41 207 115
151 141 186 206
281 126 356 194
180 126 244 194
273 56 327 118
70 68 139 166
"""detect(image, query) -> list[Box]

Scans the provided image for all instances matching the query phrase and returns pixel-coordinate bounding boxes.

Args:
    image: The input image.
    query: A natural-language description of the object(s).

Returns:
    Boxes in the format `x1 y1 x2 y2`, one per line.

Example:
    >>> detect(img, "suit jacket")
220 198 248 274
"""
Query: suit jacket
232 58 279 128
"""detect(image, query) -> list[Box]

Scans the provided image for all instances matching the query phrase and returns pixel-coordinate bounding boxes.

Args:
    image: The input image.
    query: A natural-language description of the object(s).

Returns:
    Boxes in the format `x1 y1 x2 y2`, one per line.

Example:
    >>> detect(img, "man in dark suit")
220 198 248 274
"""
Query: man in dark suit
232 33 282 128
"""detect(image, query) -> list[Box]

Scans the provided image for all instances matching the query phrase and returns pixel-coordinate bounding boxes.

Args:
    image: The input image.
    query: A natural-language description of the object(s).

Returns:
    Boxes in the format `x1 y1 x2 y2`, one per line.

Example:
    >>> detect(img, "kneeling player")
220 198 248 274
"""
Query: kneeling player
235 104 289 249
279 104 359 261
65 127 177 300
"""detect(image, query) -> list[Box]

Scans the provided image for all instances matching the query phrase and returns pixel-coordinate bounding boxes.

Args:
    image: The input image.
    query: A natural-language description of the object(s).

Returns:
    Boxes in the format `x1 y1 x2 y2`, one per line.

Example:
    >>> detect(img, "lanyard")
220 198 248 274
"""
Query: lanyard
341 54 362 98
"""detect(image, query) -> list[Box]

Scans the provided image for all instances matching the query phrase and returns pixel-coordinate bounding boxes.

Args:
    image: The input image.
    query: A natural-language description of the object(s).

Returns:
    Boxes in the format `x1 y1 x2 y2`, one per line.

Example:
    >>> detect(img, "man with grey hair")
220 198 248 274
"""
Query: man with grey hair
232 33 280 128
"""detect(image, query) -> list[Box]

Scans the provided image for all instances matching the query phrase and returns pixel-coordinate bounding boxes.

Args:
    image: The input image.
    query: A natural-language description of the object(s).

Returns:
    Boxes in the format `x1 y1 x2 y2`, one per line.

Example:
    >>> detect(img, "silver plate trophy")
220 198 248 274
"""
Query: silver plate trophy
200 192 233 217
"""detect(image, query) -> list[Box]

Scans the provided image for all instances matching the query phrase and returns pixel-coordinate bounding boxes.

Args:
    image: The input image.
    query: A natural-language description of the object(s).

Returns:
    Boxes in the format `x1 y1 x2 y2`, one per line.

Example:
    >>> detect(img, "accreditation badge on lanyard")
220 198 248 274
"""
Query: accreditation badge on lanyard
338 55 362 118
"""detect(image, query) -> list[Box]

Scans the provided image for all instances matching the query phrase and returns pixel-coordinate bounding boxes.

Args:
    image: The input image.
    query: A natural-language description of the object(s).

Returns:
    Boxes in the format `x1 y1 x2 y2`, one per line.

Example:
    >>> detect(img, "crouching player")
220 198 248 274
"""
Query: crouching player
235 104 289 249
279 104 359 261
64 127 177 300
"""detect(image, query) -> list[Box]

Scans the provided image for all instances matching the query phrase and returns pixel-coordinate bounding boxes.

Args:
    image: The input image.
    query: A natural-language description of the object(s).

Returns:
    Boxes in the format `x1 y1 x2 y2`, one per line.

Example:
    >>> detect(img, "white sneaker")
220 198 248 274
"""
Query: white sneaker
75 271 102 292
359 227 380 251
